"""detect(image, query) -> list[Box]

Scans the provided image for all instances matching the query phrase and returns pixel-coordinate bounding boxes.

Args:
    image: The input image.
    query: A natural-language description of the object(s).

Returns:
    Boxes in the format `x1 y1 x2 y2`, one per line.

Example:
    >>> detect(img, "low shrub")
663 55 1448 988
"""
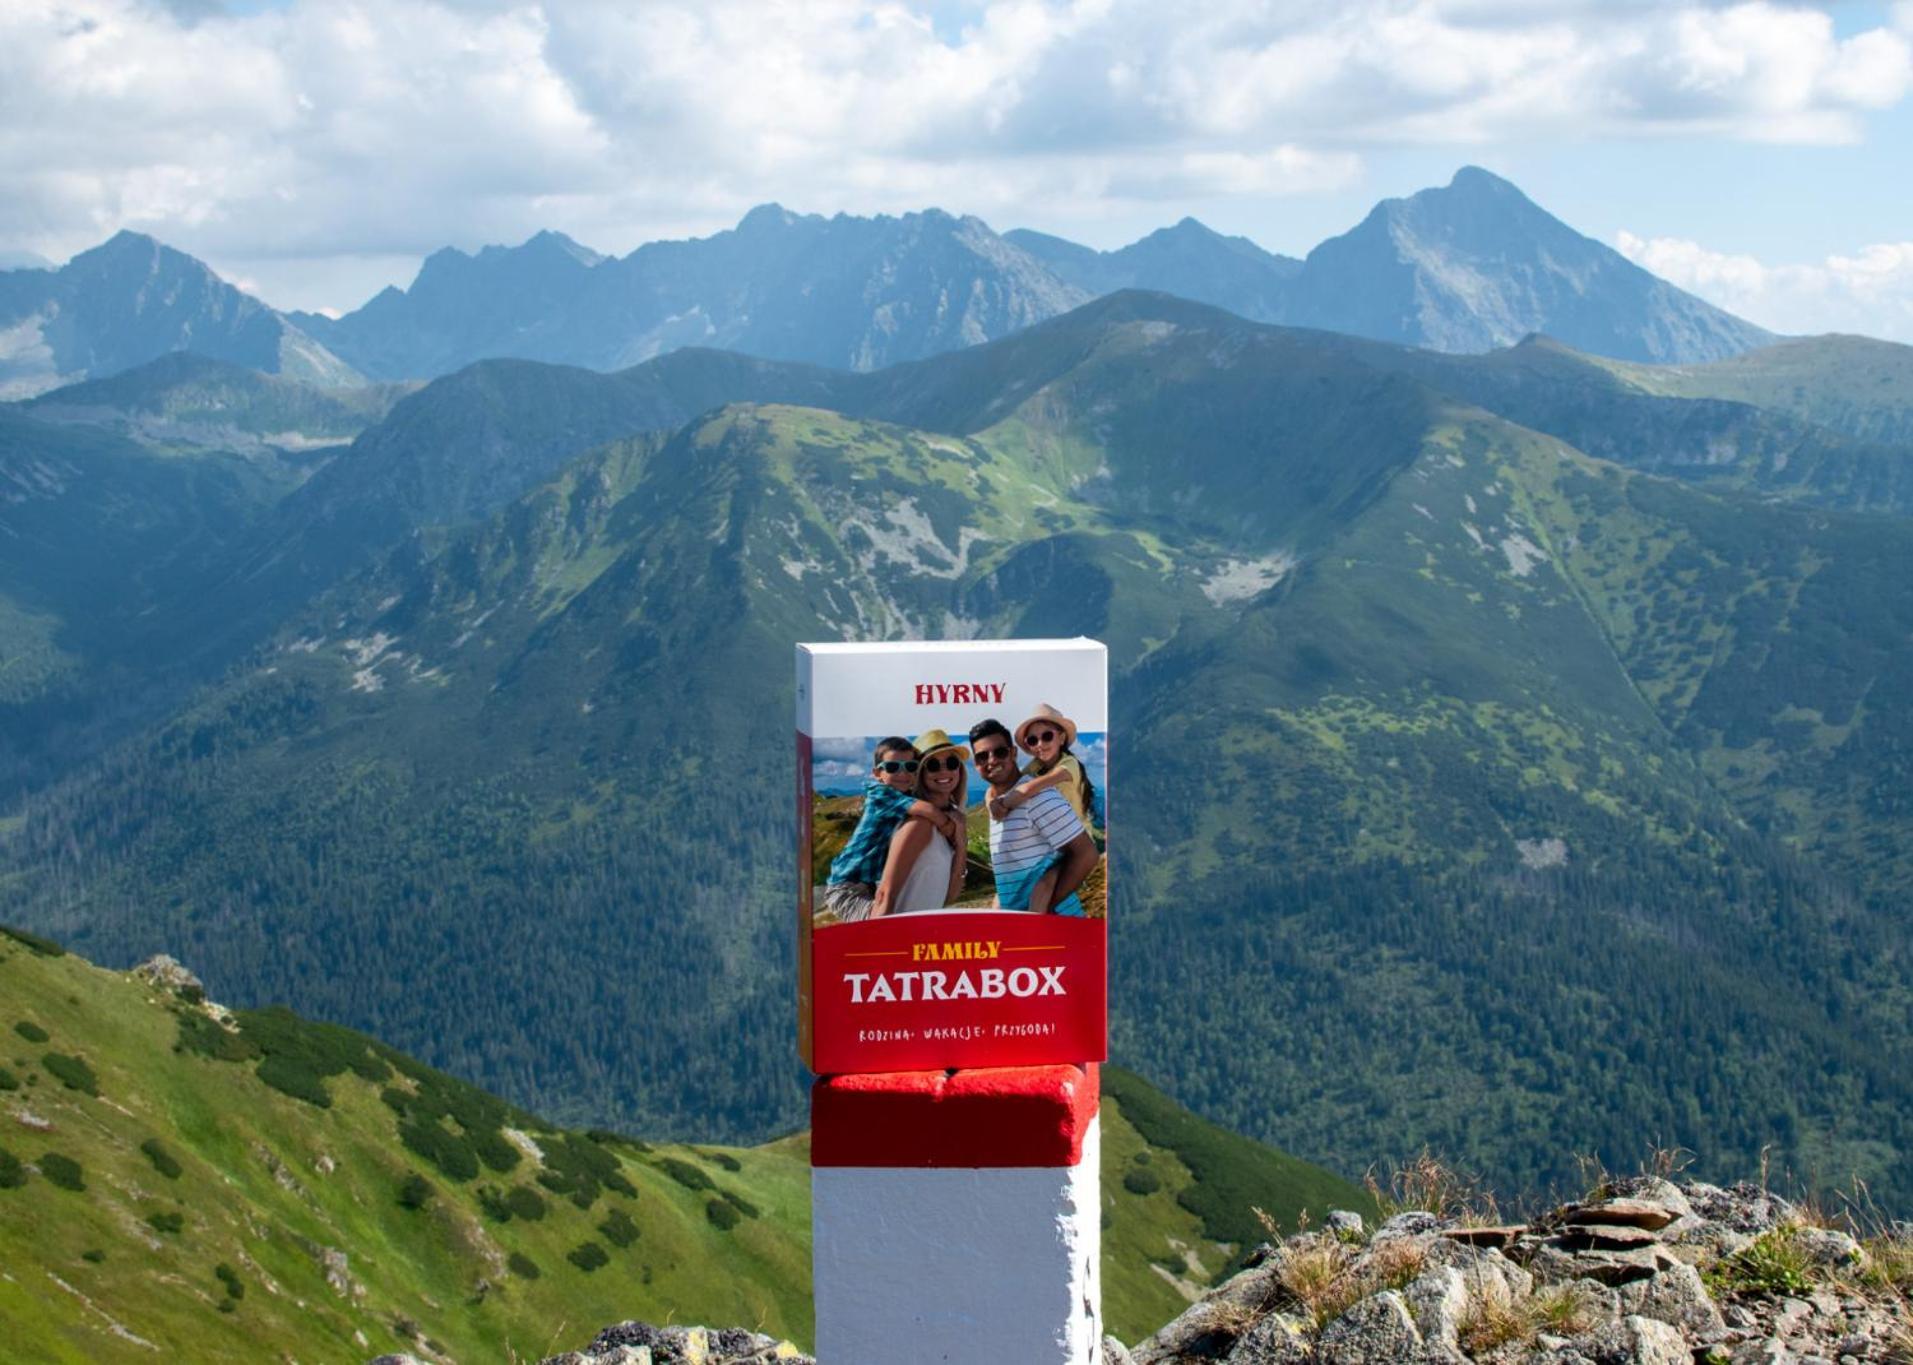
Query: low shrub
721 1189 760 1220
0 1066 16 1091
42 1053 98 1095
215 1262 244 1299
81 1249 106 1264
660 1157 714 1192
398 1173 434 1210
399 1116 478 1182
505 1185 548 1221
701 1149 743 1173
0 1146 24 1190
140 1138 183 1180
706 1198 740 1231
255 1053 332 1108
147 1211 185 1235
507 1251 541 1280
605 1170 638 1199
40 1152 85 1192
600 1207 640 1248
13 1021 48 1044
566 1241 610 1273
174 1012 259 1063
1123 1167 1162 1196
477 1185 513 1222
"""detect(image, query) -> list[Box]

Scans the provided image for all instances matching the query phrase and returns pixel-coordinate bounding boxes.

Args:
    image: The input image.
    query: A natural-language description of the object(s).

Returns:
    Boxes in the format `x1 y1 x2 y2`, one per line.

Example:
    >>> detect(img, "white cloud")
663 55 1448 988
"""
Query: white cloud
1615 229 1913 341
0 0 1907 308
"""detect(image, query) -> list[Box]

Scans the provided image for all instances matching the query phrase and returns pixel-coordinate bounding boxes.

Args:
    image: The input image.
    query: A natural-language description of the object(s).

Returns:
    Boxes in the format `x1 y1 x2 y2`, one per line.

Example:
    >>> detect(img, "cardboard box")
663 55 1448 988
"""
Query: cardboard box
797 639 1108 1074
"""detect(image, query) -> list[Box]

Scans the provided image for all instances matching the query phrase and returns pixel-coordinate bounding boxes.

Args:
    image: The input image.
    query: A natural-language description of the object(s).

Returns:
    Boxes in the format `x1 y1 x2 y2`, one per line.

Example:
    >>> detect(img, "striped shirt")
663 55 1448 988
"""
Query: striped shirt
990 785 1087 915
827 780 918 886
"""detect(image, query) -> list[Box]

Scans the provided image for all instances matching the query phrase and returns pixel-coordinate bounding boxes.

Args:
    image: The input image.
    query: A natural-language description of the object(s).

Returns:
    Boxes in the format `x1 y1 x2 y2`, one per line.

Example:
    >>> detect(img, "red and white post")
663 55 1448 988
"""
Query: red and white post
811 1064 1103 1364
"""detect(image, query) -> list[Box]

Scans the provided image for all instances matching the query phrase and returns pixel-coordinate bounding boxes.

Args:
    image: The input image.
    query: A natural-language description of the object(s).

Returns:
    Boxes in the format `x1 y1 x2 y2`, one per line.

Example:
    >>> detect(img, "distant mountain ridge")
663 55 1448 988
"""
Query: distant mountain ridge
0 232 361 398
1 168 1782 394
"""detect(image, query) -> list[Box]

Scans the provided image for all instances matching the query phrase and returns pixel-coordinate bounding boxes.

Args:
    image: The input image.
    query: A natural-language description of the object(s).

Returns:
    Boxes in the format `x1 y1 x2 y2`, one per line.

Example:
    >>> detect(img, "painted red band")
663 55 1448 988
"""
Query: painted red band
811 1063 1099 1168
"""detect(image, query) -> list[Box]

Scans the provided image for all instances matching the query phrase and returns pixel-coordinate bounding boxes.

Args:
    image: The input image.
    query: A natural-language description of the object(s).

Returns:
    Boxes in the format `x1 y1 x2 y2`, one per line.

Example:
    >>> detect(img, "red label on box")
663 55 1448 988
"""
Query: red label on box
810 913 1106 1074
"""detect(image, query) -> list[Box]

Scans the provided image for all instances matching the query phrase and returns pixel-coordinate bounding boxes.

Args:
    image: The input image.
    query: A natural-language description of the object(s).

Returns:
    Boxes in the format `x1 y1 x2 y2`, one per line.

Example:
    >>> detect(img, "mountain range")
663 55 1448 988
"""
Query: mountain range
2 279 1908 1218
2 168 1774 402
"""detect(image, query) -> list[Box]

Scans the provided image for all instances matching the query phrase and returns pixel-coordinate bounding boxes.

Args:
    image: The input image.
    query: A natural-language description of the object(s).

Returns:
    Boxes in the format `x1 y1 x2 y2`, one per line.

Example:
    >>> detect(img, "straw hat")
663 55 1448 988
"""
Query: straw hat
1014 703 1078 753
911 728 971 762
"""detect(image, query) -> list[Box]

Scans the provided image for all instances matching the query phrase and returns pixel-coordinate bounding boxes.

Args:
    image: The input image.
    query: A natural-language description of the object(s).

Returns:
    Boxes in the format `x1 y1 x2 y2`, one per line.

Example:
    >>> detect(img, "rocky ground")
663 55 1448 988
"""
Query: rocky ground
1117 1176 1913 1364
385 1179 1911 1364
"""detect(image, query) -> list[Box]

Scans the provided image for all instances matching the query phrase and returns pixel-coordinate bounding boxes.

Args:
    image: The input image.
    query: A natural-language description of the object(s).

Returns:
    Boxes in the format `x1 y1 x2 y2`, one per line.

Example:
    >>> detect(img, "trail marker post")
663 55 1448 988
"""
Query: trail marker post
797 641 1110 1365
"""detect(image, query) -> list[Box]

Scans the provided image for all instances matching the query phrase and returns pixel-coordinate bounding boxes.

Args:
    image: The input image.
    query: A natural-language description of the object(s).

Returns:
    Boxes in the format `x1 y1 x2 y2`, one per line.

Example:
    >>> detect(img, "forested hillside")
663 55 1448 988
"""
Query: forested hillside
6 296 1910 1210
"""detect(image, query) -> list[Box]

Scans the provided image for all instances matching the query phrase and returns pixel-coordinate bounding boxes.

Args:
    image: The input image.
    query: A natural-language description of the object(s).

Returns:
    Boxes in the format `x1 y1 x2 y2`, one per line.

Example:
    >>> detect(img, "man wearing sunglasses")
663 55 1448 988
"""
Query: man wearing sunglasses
818 736 965 923
968 719 1098 916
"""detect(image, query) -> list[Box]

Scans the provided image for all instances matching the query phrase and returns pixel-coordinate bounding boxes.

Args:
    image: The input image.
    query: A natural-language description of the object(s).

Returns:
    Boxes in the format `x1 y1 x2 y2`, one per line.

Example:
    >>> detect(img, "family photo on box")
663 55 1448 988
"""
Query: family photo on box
810 705 1108 927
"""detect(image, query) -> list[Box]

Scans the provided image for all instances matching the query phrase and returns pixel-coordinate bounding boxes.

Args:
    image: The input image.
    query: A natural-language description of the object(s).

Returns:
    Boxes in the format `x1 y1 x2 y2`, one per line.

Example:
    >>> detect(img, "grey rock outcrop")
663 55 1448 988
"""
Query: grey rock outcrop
1111 1177 1911 1365
534 1322 811 1365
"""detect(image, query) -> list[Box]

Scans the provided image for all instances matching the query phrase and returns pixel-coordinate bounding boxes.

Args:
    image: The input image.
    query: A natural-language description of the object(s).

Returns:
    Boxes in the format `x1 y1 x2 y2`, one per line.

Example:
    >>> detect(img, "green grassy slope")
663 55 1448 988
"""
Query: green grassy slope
0 930 1363 1359
1593 334 1913 448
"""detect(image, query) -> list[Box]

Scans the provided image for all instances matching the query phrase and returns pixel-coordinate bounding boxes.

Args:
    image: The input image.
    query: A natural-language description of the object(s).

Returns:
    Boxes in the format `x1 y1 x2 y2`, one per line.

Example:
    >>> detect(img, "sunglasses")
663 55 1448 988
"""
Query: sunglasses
1027 728 1061 746
920 755 964 773
876 758 920 774
973 743 1012 762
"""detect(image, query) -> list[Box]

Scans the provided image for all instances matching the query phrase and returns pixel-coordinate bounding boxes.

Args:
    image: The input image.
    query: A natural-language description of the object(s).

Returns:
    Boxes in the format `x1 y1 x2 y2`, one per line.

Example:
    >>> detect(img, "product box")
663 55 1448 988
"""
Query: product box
797 639 1108 1075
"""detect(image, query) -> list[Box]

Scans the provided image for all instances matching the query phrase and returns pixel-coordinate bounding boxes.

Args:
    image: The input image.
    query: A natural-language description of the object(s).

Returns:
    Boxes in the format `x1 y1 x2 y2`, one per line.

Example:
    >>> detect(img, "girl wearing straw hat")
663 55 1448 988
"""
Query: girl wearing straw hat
989 703 1097 832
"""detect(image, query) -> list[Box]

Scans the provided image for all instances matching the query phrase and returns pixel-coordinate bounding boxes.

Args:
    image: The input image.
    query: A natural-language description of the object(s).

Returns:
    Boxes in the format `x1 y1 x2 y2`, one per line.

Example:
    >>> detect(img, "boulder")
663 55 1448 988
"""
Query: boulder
1326 1210 1367 1239
132 954 204 995
1222 1311 1313 1364
1616 1261 1727 1341
1316 1290 1424 1365
1102 1336 1137 1364
1402 1266 1469 1348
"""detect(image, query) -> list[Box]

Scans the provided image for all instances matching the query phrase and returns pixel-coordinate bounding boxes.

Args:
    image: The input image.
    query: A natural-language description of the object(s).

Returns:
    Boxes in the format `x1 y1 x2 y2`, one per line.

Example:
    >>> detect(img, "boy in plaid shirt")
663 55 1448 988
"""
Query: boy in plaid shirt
819 737 966 922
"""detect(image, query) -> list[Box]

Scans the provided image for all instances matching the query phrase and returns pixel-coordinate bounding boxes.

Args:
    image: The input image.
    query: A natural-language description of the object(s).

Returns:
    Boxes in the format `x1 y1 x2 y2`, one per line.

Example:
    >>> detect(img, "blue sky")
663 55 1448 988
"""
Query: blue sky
2 0 1908 337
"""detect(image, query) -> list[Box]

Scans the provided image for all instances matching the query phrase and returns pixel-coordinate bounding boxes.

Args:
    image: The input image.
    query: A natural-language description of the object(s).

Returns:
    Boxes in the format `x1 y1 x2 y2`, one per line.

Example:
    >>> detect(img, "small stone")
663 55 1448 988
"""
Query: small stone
1562 1197 1682 1231
1326 1210 1366 1238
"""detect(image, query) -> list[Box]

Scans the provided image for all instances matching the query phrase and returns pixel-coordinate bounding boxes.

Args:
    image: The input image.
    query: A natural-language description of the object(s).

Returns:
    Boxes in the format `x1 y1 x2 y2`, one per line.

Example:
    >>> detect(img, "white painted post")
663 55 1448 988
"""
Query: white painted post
811 1064 1103 1365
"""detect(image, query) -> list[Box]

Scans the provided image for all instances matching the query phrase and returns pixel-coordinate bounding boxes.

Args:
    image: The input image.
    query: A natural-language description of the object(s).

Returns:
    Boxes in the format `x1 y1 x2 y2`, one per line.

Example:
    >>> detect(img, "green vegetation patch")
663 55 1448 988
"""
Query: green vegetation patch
1123 1167 1162 1196
398 1173 435 1210
599 1207 639 1248
398 1115 479 1182
146 1210 185 1235
535 1133 624 1209
507 1251 541 1280
39 1152 85 1191
659 1156 715 1192
699 1149 742 1172
0 1146 24 1189
174 1011 260 1063
235 1006 392 1109
1706 1227 1817 1298
13 1020 49 1043
0 1066 16 1091
81 1249 105 1264
565 1241 609 1273
140 1138 183 1180
215 1262 244 1300
0 925 64 957
42 1052 98 1095
720 1189 760 1220
379 1056 524 1180
705 1197 740 1231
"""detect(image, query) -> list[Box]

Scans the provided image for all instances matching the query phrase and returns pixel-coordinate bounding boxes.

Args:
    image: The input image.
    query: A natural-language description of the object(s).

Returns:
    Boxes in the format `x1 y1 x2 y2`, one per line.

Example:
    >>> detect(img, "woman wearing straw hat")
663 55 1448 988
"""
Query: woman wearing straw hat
989 703 1097 831
871 729 971 917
